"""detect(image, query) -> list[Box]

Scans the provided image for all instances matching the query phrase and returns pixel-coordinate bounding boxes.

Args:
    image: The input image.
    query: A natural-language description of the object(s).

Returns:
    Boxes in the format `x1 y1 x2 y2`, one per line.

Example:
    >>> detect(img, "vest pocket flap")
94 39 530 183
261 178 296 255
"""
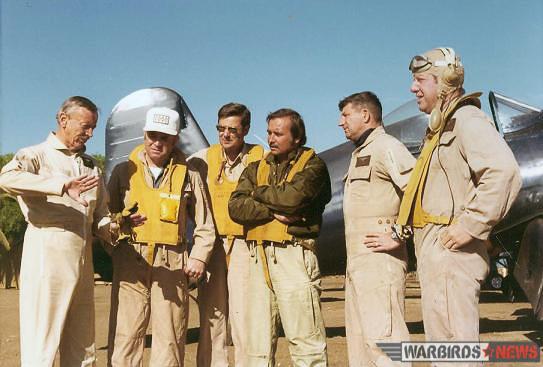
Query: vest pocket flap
160 196 180 223
438 132 456 146
349 165 372 181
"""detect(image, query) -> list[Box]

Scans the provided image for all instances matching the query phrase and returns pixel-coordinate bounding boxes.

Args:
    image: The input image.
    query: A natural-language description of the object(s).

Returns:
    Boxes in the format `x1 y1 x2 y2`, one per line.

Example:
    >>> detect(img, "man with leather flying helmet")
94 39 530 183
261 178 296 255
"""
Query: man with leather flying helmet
398 47 521 365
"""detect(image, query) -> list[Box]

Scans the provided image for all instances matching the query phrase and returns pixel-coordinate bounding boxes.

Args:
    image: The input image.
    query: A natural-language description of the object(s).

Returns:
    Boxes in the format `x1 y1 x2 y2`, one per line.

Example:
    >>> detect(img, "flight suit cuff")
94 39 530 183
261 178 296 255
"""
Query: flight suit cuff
52 177 69 196
457 214 491 240
189 244 212 264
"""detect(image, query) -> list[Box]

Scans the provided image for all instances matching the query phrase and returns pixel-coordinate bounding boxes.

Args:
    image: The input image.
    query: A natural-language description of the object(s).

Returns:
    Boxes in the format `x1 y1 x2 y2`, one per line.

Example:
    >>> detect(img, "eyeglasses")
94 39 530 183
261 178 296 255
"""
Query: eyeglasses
409 55 448 73
216 125 240 135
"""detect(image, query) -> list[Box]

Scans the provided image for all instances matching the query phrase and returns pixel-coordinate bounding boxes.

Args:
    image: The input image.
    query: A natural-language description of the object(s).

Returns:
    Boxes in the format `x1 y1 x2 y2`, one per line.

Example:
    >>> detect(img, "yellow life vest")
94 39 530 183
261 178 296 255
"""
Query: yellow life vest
397 93 482 227
246 148 315 243
127 144 188 246
207 144 264 237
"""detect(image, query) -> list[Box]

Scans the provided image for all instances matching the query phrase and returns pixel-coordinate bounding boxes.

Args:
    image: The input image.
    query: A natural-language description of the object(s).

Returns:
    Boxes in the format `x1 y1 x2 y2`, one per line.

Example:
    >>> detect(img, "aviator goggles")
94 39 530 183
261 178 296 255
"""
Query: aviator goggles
408 55 449 73
216 125 241 135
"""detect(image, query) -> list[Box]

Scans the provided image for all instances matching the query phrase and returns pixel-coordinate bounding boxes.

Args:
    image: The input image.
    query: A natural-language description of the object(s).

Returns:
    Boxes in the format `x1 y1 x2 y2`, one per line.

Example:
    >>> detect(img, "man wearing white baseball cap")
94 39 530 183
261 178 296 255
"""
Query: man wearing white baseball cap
107 107 216 366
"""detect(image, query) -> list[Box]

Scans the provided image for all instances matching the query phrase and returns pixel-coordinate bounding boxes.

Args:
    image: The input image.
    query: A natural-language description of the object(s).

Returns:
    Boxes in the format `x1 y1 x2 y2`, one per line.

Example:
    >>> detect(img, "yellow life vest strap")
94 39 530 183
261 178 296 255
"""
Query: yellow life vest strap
256 241 274 291
146 242 156 264
225 235 236 268
397 93 481 227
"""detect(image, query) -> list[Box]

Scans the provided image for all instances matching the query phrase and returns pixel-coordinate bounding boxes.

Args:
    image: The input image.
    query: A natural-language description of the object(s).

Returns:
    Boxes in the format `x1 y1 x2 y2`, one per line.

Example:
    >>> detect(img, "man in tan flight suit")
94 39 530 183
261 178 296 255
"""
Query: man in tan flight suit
398 47 522 366
189 103 263 367
0 96 114 367
229 108 331 367
339 91 415 367
107 107 215 366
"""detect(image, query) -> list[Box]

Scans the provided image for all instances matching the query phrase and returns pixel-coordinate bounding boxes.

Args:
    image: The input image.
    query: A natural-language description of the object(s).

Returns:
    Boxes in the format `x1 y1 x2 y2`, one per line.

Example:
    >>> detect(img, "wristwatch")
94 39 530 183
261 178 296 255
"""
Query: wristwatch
390 229 400 242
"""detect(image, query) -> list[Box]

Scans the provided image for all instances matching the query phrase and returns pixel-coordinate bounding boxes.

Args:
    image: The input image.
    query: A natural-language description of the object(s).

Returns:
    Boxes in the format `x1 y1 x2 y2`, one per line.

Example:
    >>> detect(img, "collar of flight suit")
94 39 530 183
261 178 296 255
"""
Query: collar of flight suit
46 132 86 156
265 146 303 165
355 125 385 153
135 145 187 188
222 142 252 168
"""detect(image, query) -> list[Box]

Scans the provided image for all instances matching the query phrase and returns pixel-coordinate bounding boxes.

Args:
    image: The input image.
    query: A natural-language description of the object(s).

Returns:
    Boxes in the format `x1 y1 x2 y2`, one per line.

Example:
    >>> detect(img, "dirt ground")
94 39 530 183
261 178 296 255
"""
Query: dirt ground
1 274 541 366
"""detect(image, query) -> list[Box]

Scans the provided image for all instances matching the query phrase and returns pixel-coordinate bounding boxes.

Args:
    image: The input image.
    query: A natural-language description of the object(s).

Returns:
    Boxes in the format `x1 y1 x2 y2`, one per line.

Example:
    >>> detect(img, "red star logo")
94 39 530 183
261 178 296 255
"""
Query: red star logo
483 344 493 359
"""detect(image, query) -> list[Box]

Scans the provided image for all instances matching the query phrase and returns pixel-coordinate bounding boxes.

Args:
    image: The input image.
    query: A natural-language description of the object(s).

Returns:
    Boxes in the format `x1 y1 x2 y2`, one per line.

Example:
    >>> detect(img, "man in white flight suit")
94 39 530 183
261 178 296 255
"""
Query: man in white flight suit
339 91 415 367
189 102 263 367
0 96 114 367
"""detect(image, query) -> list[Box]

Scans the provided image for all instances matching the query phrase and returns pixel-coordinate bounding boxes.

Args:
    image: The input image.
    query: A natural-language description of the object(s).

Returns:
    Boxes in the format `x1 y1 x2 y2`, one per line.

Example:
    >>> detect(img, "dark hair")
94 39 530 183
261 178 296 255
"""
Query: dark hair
266 108 307 146
218 102 251 128
338 91 382 122
56 96 99 122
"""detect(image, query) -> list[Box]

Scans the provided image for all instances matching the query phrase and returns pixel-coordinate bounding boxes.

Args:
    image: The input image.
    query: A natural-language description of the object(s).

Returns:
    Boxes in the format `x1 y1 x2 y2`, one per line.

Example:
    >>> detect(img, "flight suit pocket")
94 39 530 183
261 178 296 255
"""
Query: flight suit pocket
438 131 456 147
349 165 371 181
361 284 392 339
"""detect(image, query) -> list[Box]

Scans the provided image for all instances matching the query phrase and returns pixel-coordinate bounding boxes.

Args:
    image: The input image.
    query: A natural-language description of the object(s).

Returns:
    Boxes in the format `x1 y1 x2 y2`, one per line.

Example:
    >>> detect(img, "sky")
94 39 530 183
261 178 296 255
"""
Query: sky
1 0 542 155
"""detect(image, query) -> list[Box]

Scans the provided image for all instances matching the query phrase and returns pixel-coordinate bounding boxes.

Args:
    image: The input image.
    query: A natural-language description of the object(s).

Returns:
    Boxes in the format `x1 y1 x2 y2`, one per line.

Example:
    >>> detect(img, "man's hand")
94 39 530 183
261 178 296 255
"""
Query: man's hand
63 174 99 207
439 224 474 250
128 213 147 227
273 213 302 224
185 258 206 280
364 232 402 253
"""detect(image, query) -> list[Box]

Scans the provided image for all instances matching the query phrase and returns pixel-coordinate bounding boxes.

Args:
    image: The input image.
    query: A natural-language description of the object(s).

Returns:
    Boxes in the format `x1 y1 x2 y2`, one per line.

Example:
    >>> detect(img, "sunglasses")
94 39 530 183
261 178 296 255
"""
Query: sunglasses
216 125 241 135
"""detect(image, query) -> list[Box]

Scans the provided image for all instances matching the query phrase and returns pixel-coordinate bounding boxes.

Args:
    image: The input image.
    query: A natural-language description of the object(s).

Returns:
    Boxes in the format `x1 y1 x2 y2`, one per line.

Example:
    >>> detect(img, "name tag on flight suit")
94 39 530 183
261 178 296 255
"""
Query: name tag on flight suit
356 155 371 167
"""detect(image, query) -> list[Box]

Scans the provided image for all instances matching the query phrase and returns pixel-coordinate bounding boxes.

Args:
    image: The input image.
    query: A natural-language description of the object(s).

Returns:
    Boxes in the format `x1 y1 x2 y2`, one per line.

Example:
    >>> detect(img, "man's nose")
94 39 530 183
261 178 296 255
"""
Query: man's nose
410 81 418 94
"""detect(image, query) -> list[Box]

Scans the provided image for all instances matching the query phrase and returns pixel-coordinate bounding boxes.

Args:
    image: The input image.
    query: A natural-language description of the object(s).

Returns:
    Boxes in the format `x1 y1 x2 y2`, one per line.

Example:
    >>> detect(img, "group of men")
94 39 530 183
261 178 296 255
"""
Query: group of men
0 46 521 367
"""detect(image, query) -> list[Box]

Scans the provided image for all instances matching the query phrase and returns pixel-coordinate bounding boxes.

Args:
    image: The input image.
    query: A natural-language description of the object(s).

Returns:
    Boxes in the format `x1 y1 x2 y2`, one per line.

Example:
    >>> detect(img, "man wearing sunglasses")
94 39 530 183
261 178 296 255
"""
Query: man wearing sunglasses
107 107 215 366
398 47 521 364
189 103 263 367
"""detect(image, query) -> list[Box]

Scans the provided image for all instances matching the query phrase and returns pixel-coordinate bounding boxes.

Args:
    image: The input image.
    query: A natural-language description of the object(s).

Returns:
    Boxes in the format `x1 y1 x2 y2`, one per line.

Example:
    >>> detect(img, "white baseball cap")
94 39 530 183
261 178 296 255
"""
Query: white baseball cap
144 107 180 136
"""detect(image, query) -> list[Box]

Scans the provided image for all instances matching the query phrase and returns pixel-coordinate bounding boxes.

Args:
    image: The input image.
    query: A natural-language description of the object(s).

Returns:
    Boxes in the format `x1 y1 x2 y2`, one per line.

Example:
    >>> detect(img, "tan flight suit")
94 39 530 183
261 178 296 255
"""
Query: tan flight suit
189 143 263 367
107 145 215 367
229 147 331 367
0 133 113 367
411 104 521 367
343 126 415 367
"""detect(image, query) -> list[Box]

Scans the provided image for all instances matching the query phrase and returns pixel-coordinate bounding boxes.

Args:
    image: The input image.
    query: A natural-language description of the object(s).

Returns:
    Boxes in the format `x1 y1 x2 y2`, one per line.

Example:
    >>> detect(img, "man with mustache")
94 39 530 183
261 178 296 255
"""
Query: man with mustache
0 96 115 366
189 102 263 367
339 91 415 366
229 108 331 366
107 107 215 366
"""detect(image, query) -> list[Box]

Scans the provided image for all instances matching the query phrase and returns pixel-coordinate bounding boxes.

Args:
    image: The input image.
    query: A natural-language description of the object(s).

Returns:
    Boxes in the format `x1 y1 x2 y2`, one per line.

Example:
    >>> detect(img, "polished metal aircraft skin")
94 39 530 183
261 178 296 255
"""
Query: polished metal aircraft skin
105 87 209 181
105 88 543 319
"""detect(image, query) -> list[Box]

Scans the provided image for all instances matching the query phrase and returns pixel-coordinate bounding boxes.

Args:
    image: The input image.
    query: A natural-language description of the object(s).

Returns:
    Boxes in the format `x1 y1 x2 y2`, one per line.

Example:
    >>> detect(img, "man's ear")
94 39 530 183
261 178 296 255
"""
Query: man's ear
242 125 250 138
58 112 68 128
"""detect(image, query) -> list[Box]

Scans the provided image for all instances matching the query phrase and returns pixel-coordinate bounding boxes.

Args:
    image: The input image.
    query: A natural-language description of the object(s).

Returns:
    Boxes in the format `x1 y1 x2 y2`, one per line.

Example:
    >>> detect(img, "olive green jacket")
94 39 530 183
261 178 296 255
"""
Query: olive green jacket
228 147 331 239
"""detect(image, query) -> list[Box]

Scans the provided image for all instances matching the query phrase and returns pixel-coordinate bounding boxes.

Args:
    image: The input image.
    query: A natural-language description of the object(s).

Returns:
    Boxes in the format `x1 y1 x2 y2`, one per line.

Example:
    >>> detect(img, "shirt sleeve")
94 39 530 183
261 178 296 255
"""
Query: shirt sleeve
251 155 332 215
187 167 216 264
382 138 416 192
93 168 114 244
228 162 274 224
0 148 66 196
455 107 522 239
